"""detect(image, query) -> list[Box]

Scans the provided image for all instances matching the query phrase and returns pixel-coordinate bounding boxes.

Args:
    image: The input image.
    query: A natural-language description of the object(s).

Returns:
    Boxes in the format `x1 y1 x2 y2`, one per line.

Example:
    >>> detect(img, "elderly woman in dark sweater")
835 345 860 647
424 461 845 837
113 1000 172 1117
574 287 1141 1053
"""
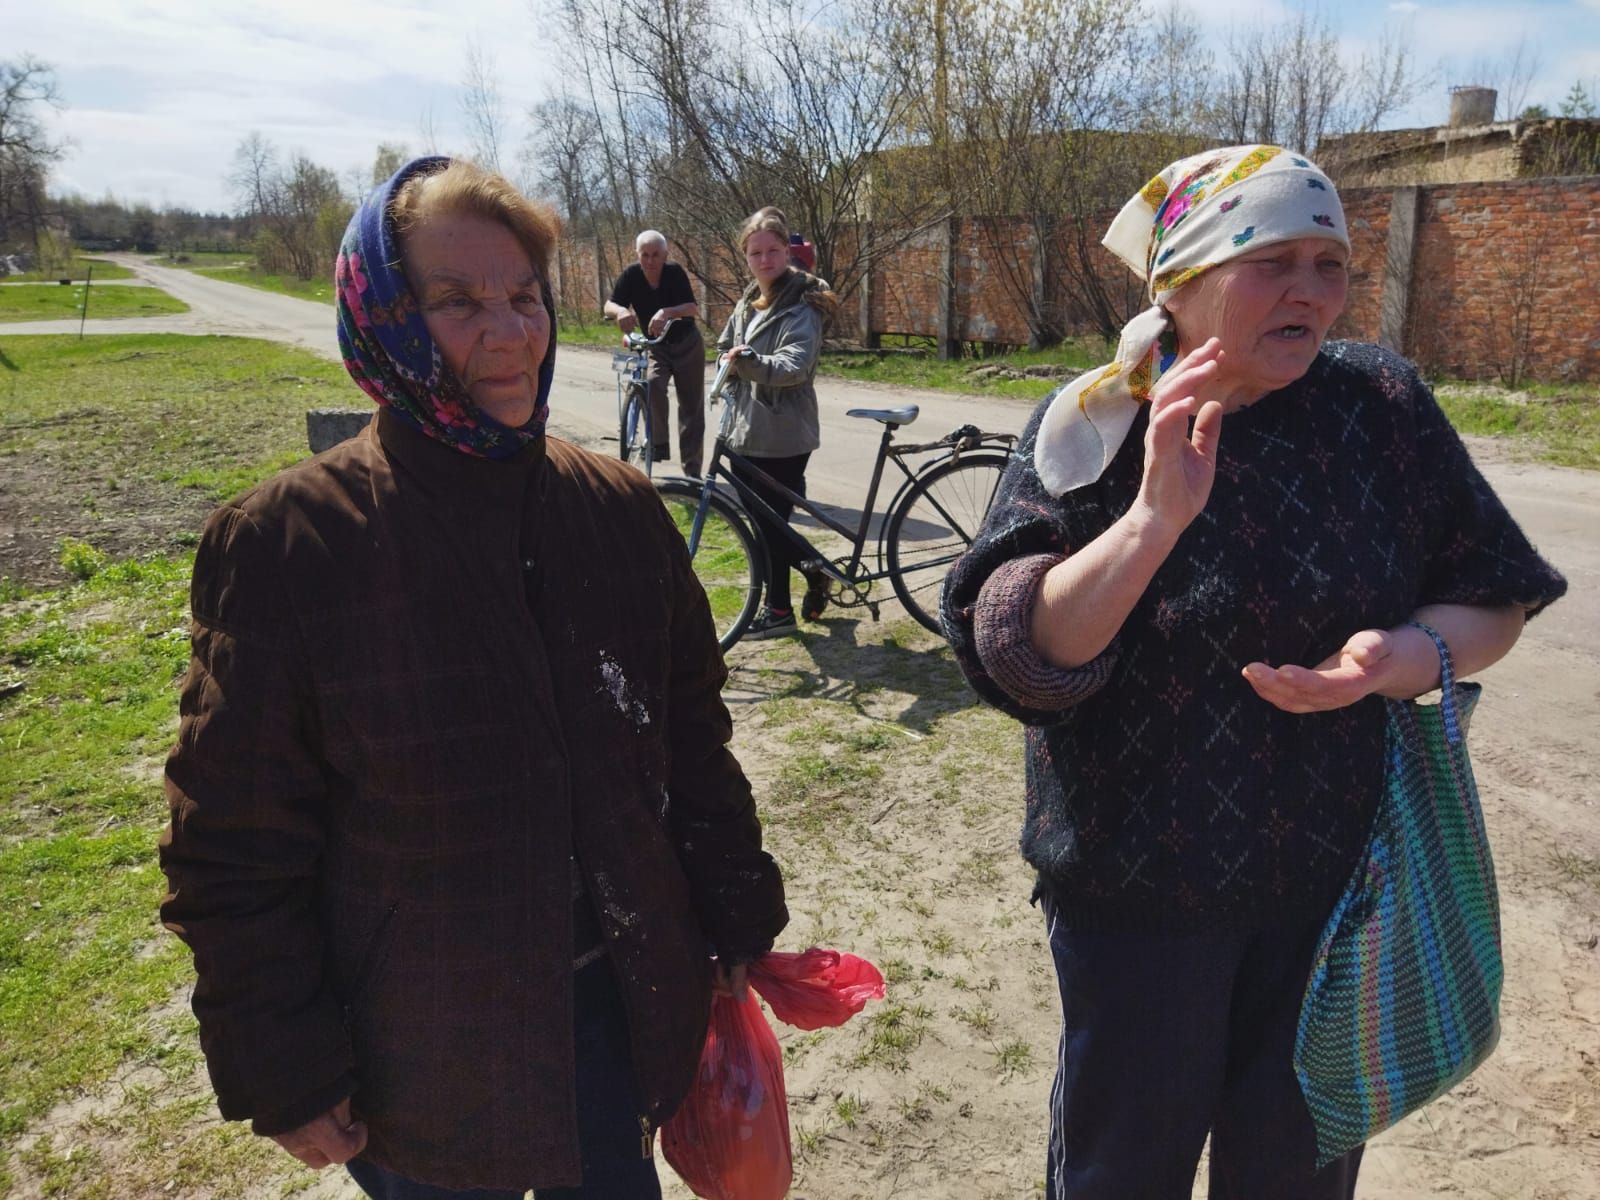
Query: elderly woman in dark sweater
942 145 1565 1199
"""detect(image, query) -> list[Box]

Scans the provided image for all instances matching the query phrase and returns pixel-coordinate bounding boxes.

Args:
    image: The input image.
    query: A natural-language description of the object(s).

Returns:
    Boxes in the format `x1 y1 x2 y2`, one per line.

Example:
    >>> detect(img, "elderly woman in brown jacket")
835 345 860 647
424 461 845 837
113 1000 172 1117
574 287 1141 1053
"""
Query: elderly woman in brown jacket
158 157 787 1199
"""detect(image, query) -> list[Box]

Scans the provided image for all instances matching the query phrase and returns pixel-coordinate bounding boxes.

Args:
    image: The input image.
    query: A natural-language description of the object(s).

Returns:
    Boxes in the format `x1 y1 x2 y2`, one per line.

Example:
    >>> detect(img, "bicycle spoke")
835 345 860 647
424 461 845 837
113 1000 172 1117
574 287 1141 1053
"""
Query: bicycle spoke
887 455 1007 634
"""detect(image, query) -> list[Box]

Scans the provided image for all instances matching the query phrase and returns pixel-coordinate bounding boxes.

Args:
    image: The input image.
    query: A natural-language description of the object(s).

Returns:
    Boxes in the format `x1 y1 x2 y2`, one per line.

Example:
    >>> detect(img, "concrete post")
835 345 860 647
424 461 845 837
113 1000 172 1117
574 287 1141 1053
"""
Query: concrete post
938 215 961 360
858 221 878 349
306 409 373 454
1379 187 1422 353
1029 218 1049 352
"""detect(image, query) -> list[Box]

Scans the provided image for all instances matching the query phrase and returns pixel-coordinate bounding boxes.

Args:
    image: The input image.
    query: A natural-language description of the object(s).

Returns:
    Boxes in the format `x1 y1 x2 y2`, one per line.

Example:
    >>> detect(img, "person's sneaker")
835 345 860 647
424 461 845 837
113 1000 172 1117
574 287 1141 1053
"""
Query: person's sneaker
683 462 702 479
745 607 798 639
800 572 830 620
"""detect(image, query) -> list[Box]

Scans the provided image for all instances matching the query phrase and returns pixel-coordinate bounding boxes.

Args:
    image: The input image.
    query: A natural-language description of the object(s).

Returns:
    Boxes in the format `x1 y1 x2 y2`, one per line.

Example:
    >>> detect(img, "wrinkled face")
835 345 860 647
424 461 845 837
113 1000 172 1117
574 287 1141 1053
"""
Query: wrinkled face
636 238 666 279
1165 236 1350 401
744 229 789 292
405 213 550 427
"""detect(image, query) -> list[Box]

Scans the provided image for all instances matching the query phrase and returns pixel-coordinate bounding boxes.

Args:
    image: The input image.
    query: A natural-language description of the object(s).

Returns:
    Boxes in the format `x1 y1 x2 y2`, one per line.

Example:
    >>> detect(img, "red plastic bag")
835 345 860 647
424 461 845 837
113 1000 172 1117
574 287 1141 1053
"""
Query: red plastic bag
660 992 792 1200
748 948 886 1031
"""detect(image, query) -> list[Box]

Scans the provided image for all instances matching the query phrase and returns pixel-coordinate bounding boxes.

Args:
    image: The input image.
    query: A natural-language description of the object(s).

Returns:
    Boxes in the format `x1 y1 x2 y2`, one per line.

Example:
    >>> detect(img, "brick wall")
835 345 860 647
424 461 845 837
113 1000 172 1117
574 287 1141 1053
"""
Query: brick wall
1328 187 1391 344
1404 177 1600 381
558 176 1600 381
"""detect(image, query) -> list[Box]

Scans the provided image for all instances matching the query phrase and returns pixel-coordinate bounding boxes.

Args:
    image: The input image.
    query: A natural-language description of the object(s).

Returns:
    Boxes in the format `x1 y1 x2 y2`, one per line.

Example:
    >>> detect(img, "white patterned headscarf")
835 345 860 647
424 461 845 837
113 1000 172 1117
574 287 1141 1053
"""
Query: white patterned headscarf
1034 145 1350 496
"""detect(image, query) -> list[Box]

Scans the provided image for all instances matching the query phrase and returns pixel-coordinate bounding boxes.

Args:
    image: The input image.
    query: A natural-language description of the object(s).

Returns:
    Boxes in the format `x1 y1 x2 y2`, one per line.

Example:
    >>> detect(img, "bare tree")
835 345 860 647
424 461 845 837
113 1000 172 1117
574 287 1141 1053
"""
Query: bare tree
1211 10 1423 153
417 104 442 156
0 55 68 261
545 0 942 308
1457 35 1541 121
226 134 352 280
885 0 1192 344
461 37 509 173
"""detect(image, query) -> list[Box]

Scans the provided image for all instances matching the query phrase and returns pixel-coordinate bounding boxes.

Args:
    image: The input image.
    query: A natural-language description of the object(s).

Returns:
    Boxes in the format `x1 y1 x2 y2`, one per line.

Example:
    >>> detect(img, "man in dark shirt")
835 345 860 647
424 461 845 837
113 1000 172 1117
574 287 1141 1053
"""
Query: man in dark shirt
605 231 706 476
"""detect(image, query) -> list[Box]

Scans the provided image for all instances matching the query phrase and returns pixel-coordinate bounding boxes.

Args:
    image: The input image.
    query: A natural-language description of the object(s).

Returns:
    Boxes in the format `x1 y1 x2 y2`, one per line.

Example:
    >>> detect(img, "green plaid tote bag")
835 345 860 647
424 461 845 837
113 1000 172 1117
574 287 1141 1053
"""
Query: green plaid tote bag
1294 621 1503 1168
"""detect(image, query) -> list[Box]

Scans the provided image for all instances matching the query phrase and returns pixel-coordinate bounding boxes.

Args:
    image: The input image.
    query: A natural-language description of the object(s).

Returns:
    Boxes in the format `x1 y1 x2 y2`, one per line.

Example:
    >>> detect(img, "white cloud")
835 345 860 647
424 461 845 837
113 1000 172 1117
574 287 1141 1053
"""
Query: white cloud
11 0 558 210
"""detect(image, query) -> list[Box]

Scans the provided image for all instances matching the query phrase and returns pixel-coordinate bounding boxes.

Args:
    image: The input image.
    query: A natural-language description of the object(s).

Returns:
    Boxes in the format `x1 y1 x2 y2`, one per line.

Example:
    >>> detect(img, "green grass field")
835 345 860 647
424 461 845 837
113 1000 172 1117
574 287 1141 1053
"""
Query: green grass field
2 256 135 283
0 335 360 1193
0 284 188 322
190 265 336 305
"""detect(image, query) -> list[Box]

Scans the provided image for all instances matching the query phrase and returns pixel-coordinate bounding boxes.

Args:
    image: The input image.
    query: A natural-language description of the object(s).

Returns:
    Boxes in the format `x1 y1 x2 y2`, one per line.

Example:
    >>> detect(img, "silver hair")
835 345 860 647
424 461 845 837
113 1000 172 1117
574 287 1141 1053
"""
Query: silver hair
635 229 668 252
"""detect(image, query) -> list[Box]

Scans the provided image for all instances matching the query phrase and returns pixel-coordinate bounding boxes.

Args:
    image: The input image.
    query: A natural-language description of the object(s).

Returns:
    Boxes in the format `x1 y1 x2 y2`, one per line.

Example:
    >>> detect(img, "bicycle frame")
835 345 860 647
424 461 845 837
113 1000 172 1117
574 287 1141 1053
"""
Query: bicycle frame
684 353 1010 594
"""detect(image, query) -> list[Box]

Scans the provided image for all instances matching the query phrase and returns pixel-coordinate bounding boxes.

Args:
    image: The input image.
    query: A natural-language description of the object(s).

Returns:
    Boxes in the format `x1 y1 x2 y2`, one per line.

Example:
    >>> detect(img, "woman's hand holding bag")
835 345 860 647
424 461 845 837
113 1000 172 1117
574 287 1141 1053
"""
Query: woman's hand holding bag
660 949 885 1200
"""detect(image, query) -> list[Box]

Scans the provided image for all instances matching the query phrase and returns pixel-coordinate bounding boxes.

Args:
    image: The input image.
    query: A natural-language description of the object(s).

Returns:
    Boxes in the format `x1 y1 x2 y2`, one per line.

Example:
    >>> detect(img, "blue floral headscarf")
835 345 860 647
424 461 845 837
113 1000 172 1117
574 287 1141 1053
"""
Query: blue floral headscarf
334 155 556 459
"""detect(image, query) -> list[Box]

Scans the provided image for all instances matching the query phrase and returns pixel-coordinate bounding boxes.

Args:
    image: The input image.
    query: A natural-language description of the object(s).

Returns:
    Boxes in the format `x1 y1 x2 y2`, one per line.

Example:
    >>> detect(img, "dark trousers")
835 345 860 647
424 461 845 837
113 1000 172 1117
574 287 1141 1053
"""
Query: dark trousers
1042 897 1363 1200
729 451 812 612
347 957 662 1200
646 329 706 474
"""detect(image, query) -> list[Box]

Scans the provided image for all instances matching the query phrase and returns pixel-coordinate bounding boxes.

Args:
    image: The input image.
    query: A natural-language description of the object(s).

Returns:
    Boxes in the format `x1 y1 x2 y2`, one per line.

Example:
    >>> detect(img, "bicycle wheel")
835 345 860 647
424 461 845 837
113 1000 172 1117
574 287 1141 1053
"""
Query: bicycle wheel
620 383 653 474
656 478 763 650
884 453 1009 635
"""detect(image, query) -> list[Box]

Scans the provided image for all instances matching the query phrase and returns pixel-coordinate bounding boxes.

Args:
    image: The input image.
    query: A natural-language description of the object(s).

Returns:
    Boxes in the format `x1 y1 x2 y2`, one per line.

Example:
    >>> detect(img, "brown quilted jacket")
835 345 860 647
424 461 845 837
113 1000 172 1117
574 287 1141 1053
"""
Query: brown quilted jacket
159 409 787 1189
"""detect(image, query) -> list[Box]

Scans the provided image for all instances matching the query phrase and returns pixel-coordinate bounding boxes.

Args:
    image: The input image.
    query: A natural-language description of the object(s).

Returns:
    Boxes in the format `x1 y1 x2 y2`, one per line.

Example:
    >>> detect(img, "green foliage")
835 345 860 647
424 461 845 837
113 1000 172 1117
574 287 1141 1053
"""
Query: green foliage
56 537 106 580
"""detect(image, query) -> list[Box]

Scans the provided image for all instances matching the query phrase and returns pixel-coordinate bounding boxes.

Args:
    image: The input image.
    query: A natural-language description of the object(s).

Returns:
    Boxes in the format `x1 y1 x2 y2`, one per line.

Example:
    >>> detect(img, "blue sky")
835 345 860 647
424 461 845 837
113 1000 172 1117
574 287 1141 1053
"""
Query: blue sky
8 0 1600 213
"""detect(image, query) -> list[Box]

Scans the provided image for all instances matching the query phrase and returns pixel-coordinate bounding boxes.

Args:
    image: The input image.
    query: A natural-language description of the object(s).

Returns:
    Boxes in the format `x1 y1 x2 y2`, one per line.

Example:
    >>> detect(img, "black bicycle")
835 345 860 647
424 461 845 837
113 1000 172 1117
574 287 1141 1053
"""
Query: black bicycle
656 352 1015 649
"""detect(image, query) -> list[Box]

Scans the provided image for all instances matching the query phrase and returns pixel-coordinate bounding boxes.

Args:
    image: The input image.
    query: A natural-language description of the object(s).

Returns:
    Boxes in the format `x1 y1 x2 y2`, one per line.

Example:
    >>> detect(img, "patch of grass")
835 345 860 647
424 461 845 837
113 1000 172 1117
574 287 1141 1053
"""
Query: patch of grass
0 335 347 533
558 313 624 348
3 256 134 282
0 284 188 322
1548 849 1600 890
190 265 336 305
816 339 1104 403
851 1001 932 1072
170 449 311 503
833 1093 867 1128
57 537 107 581
951 1001 998 1035
1434 381 1600 470
0 545 220 1178
880 957 915 985
993 1038 1035 1078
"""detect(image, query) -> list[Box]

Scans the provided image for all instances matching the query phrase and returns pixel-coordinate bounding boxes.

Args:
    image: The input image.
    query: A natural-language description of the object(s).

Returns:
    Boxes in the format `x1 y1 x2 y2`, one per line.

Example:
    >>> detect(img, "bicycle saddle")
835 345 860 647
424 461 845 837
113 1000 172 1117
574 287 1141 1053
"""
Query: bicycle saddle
846 405 920 426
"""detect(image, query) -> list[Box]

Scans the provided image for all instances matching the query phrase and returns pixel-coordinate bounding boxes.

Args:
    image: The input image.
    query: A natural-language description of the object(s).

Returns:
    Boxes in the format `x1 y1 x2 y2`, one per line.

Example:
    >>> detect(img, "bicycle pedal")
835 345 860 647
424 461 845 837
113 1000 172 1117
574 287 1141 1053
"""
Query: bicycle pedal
867 602 881 621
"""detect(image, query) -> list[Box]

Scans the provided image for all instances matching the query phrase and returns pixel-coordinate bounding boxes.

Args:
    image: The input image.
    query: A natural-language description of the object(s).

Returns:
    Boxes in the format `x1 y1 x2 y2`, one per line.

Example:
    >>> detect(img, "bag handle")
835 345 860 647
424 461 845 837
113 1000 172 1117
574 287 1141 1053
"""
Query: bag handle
1404 619 1461 745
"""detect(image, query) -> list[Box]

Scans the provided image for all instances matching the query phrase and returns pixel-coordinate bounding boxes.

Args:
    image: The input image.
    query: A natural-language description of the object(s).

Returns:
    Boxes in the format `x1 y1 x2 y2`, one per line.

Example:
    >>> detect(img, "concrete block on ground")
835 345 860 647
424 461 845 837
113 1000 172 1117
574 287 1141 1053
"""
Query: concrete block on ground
307 408 373 454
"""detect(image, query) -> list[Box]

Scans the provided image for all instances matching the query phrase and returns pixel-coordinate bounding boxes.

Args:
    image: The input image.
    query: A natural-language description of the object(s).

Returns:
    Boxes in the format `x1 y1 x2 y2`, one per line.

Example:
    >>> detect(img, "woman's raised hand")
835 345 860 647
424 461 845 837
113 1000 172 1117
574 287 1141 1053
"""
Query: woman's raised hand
1133 337 1226 536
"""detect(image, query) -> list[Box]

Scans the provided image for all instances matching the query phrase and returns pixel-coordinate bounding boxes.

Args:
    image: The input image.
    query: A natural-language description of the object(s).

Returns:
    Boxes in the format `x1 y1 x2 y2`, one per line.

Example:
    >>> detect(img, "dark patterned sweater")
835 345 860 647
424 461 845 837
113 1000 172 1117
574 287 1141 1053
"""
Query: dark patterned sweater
942 342 1567 933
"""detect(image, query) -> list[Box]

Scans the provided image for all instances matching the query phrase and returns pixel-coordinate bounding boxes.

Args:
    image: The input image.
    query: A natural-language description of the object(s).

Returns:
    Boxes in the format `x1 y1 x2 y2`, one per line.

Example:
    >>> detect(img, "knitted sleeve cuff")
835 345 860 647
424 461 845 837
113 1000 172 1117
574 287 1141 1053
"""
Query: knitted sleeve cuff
973 553 1117 711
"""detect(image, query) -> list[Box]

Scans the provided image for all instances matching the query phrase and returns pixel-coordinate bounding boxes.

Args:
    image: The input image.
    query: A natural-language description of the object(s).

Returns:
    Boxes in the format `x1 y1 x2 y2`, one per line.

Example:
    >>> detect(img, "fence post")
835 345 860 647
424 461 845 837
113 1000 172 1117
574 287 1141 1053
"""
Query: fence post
595 235 608 313
1029 218 1049 352
858 221 878 349
77 264 93 340
1379 187 1421 354
938 215 960 360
